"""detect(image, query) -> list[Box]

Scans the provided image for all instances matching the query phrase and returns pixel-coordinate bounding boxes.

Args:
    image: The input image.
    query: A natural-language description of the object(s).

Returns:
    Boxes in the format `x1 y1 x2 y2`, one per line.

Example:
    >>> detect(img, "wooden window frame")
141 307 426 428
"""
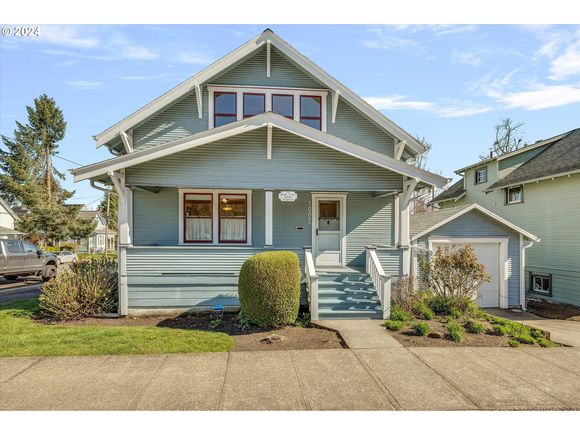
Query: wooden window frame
529 272 552 297
505 185 524 205
242 93 265 119
213 92 237 128
218 193 248 244
299 95 322 130
271 93 294 119
474 167 487 184
183 192 213 243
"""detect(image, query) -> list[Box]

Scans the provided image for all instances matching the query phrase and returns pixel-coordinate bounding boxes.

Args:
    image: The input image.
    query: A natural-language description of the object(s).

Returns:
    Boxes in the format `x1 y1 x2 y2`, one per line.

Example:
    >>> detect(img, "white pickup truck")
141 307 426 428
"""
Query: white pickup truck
0 239 58 282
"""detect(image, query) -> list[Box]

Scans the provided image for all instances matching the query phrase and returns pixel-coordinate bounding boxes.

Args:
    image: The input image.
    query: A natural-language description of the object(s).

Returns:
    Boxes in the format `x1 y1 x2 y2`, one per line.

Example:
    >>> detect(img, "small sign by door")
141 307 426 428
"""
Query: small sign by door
278 191 297 202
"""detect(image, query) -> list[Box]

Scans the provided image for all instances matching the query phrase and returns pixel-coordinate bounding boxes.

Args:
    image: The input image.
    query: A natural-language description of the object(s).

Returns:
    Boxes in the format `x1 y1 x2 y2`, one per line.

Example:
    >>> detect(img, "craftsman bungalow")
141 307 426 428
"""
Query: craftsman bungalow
73 29 534 318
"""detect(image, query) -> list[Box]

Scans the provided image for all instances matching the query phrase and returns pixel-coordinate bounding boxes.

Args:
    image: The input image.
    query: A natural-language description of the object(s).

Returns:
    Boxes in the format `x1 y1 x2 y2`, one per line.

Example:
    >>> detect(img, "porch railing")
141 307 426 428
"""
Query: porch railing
366 245 392 319
303 246 319 321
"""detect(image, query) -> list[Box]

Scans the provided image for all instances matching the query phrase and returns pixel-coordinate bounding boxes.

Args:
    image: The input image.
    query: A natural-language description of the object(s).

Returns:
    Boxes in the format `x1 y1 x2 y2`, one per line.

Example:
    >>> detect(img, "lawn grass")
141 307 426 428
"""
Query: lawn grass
0 299 234 357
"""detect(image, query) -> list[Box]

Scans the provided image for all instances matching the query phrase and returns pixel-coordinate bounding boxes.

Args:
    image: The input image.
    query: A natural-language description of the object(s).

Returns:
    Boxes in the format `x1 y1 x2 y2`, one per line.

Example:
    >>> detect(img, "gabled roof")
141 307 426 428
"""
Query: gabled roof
94 29 426 156
74 112 447 188
0 197 19 221
410 204 539 242
486 128 580 191
429 179 466 205
0 226 23 235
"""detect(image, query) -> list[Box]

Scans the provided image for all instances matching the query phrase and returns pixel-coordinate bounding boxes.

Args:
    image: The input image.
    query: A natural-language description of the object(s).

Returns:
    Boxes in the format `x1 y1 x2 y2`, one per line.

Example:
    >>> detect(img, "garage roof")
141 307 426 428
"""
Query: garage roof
410 204 539 242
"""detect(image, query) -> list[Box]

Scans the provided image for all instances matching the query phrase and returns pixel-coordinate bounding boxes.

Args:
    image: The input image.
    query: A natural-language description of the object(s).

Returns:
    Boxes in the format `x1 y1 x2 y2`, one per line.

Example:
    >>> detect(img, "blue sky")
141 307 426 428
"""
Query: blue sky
1 24 579 207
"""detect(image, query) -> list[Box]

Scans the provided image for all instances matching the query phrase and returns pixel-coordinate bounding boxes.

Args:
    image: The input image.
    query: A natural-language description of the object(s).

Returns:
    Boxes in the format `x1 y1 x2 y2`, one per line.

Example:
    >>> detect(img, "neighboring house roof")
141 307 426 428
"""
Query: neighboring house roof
11 206 29 217
486 128 580 191
78 210 98 220
429 179 466 205
93 29 426 157
0 226 23 235
95 228 116 235
73 112 447 188
0 197 19 221
410 203 539 242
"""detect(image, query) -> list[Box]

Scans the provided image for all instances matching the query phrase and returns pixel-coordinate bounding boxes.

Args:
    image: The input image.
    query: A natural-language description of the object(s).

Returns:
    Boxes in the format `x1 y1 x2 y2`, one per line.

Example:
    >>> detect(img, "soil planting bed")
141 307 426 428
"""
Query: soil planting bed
526 299 580 321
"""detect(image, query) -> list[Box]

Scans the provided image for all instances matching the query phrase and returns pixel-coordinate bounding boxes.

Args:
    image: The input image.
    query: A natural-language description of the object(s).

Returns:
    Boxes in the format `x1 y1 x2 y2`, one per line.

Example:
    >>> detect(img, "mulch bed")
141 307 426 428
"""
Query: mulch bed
526 299 580 321
386 317 547 348
54 313 347 352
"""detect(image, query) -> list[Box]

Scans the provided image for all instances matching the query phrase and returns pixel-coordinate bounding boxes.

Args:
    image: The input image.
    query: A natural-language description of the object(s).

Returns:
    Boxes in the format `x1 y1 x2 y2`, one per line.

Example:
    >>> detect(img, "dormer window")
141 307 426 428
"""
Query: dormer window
208 85 327 131
214 92 237 127
474 167 487 184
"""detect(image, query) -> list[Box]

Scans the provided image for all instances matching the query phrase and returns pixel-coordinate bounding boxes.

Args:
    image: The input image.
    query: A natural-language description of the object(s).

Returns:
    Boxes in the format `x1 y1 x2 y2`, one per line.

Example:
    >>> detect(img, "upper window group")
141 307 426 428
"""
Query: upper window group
211 88 325 131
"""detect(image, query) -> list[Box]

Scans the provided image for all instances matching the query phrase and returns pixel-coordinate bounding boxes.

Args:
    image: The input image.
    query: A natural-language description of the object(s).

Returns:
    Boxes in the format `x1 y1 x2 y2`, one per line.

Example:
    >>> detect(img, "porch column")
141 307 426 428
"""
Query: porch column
399 177 417 275
265 189 273 246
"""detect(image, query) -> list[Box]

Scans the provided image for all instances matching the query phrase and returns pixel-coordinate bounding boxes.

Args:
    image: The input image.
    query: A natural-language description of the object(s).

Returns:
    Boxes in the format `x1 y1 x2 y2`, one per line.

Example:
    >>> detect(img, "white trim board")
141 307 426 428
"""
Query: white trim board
428 236 510 309
93 29 426 156
411 203 539 242
74 112 447 188
311 192 347 268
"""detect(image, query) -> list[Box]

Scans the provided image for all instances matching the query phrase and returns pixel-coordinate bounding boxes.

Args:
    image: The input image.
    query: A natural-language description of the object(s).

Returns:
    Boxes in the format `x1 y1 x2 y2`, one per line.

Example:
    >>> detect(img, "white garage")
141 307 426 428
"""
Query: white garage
410 204 539 309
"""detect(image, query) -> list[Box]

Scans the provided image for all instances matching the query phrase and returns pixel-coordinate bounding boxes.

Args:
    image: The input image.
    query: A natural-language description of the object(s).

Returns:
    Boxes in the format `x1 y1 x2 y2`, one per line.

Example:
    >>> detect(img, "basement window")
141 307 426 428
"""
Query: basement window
530 272 552 296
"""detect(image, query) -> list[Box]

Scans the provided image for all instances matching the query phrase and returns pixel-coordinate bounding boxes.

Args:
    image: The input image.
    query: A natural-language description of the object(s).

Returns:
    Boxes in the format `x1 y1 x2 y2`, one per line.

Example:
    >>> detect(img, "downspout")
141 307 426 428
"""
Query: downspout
520 235 539 309
90 179 118 196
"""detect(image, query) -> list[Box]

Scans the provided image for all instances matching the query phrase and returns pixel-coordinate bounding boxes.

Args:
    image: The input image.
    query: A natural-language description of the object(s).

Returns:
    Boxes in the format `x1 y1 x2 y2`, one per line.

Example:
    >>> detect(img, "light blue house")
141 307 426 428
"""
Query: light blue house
73 29 459 318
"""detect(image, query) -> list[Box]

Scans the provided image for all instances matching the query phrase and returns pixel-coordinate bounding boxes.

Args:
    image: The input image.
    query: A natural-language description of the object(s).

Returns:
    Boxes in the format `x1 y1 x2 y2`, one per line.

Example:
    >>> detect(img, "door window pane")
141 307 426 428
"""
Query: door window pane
22 242 37 253
219 194 247 243
319 201 339 231
4 240 22 253
243 93 265 118
184 193 213 242
214 92 237 127
272 94 293 118
300 95 322 130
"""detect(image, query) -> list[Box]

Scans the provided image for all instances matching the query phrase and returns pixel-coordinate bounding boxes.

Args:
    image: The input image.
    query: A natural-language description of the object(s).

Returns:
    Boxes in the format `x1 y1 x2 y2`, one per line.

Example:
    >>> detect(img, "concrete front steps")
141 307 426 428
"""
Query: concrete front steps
317 271 382 319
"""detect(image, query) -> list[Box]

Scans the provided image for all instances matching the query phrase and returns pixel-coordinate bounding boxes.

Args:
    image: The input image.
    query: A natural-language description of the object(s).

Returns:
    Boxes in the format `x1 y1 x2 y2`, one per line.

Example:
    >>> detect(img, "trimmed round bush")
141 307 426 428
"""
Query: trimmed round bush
238 251 300 326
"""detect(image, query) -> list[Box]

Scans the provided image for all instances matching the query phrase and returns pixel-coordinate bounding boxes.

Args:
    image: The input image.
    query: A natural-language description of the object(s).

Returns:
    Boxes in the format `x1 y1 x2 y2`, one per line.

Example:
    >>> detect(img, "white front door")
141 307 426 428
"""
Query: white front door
431 241 500 308
313 194 346 267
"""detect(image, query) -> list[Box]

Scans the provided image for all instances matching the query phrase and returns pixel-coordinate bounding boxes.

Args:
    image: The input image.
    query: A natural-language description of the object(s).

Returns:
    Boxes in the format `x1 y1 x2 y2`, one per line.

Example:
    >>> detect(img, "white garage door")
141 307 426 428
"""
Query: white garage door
432 242 500 308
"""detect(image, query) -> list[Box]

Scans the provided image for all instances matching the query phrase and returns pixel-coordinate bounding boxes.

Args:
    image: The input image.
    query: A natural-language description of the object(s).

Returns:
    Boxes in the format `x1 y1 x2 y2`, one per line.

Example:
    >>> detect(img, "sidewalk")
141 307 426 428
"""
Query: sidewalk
1 347 579 410
486 308 580 347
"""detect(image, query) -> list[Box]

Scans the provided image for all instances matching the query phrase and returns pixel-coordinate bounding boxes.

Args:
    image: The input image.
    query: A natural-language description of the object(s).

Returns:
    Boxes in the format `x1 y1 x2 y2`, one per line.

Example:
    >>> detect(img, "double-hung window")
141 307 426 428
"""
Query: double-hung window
214 92 237 127
272 94 293 119
219 194 247 243
300 95 322 130
184 193 213 242
474 167 487 184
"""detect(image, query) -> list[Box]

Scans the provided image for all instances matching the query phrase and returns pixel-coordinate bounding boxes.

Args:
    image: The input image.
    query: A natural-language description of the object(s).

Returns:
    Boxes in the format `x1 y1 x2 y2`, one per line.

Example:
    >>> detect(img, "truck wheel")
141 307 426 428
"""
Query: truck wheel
41 265 57 282
4 275 19 280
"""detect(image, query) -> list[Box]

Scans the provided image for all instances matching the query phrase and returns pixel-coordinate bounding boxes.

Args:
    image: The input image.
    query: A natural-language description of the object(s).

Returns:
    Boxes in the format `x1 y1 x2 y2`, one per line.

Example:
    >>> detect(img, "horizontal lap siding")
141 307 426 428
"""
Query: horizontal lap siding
377 249 403 277
416 210 521 307
525 266 580 306
126 129 403 191
126 247 304 308
346 192 395 267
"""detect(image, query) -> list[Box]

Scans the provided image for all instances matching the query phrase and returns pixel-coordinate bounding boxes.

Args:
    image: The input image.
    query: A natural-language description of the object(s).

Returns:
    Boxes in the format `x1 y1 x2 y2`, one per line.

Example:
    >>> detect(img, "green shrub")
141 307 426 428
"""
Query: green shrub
464 319 485 334
537 338 552 348
530 328 545 340
235 312 252 331
385 320 406 331
412 322 430 336
295 312 311 328
209 318 223 329
412 301 434 320
39 258 118 320
445 320 465 342
427 294 449 315
238 251 300 327
426 294 472 317
508 339 520 348
390 305 412 322
448 306 462 319
514 332 535 345
491 324 509 336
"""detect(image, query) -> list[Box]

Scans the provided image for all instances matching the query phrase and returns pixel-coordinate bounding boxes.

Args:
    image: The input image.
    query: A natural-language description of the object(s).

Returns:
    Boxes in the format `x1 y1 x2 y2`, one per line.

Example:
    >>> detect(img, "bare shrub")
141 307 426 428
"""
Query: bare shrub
40 258 118 320
419 244 492 303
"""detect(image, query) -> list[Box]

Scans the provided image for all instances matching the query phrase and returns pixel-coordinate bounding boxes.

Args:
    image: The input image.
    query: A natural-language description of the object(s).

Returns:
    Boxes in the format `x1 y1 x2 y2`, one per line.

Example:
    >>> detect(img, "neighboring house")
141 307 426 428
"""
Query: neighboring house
75 28 540 318
431 128 580 307
0 197 23 239
75 210 116 254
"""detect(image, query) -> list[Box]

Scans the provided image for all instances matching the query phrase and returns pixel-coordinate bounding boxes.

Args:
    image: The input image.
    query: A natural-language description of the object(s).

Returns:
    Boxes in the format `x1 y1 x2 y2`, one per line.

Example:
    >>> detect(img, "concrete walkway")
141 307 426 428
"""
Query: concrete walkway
486 308 580 347
316 319 403 349
1 347 580 410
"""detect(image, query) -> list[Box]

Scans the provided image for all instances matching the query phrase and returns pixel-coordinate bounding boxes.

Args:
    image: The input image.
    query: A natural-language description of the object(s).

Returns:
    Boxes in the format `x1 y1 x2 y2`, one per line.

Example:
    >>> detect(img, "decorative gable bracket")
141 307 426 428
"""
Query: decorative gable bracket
331 90 340 124
395 139 407 160
119 131 133 154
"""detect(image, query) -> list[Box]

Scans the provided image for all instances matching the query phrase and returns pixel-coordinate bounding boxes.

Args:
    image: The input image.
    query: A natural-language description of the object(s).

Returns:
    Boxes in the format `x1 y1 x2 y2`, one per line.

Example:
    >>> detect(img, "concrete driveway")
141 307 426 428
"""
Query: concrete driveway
0 277 42 304
1 347 579 410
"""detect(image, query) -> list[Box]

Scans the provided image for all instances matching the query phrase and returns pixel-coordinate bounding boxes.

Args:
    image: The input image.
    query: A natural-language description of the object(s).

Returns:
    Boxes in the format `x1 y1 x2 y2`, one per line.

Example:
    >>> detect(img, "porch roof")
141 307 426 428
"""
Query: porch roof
72 112 447 188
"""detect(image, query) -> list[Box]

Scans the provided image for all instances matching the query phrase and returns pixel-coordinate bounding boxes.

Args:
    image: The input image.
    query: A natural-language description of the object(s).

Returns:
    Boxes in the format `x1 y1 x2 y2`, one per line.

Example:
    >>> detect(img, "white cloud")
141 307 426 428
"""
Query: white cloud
364 95 491 118
39 25 99 49
362 36 420 51
549 40 580 80
489 83 580 110
173 51 213 65
429 25 477 36
452 50 482 66
66 80 104 89
121 73 178 81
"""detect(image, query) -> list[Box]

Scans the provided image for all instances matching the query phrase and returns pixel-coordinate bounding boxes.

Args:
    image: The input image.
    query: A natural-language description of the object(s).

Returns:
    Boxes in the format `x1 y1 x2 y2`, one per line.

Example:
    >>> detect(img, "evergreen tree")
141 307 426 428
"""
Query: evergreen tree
98 190 118 232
